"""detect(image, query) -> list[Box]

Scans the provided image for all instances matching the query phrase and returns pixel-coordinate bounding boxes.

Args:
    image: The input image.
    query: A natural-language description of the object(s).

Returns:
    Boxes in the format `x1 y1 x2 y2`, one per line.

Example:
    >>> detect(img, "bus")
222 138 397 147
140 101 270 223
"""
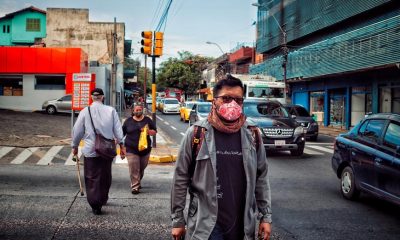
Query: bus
232 74 286 104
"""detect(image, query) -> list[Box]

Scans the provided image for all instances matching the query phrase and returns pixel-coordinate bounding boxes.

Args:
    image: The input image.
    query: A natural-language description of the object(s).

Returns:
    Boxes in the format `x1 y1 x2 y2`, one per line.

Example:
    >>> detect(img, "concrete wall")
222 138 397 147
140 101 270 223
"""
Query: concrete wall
0 75 64 111
44 8 125 64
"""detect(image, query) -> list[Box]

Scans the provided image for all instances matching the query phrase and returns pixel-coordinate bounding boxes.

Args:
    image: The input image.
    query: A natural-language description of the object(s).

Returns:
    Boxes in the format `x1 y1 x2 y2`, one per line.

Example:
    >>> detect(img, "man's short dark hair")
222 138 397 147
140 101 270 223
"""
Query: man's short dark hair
213 74 244 97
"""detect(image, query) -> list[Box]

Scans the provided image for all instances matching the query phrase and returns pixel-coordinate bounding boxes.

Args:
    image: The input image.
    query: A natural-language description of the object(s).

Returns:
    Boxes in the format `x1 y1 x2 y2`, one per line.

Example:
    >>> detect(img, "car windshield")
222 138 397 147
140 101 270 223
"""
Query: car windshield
244 102 288 117
247 87 284 98
198 104 211 113
186 103 194 109
293 106 310 117
165 99 179 104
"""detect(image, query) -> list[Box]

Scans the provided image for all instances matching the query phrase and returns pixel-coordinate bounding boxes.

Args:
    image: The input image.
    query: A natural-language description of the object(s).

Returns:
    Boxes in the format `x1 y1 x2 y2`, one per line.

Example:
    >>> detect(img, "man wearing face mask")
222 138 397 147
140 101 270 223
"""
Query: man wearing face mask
171 75 272 240
122 104 157 194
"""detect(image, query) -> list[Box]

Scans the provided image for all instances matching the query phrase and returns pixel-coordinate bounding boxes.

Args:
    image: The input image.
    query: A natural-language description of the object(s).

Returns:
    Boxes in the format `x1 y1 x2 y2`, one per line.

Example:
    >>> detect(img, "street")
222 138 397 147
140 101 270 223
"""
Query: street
0 111 400 239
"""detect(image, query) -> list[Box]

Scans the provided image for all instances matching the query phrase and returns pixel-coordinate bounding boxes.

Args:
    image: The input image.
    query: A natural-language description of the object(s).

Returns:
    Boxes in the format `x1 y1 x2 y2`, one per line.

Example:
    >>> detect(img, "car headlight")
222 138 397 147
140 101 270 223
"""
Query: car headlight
294 126 304 135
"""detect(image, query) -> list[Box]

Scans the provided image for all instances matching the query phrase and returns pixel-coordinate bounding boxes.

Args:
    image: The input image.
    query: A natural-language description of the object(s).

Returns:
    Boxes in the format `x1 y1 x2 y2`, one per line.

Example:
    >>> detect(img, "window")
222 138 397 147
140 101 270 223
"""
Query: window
35 75 65 90
358 119 385 142
0 75 23 96
26 18 40 32
7 25 9 33
2 25 5 33
383 122 400 150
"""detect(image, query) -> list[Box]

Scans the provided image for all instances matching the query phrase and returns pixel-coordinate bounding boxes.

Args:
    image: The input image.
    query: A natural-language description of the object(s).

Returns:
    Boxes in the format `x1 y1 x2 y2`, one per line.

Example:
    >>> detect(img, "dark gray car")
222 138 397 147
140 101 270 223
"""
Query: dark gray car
284 104 319 141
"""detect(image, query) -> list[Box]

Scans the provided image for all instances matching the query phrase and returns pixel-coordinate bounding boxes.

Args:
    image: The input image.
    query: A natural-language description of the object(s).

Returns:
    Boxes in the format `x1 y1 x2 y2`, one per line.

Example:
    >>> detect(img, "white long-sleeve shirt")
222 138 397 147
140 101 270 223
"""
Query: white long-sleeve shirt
72 101 124 157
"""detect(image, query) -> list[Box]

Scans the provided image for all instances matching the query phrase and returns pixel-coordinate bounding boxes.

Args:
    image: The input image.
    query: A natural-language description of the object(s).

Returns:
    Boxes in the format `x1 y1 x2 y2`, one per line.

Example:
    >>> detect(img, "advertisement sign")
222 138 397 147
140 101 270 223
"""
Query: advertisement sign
72 73 95 111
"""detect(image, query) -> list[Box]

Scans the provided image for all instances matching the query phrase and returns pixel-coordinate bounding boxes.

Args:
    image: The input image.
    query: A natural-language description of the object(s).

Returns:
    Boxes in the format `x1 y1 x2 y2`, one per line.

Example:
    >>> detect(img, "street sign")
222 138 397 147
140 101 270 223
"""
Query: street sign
72 73 95 111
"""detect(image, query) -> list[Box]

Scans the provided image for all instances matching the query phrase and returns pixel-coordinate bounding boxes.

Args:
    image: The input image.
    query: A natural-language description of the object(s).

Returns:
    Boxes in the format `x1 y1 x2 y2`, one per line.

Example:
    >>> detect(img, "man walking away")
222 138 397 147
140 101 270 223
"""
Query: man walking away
72 88 125 215
171 75 272 240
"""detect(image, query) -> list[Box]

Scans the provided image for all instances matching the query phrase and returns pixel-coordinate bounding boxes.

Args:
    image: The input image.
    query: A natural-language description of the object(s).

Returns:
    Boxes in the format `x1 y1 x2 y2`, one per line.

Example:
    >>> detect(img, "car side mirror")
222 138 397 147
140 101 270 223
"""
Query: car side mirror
291 115 297 119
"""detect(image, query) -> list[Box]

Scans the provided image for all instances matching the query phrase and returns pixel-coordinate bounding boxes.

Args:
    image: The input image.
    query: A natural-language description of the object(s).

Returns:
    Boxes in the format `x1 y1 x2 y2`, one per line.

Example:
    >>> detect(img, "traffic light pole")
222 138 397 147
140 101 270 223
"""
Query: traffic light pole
151 55 157 148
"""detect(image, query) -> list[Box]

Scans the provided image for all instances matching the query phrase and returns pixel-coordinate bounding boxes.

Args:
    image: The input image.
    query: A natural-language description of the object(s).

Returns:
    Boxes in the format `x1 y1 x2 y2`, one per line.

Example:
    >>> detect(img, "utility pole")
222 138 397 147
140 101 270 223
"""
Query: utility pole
111 17 117 107
144 54 148 109
151 55 157 147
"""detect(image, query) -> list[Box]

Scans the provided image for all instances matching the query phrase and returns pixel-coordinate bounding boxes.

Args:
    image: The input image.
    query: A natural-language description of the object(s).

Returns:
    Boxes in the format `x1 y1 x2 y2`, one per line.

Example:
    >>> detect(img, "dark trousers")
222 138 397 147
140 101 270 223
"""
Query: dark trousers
84 156 113 210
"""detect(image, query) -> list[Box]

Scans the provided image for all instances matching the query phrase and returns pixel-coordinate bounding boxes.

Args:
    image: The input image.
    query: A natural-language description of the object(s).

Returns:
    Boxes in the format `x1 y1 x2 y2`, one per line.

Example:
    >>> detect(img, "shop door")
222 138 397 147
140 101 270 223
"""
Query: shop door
330 90 346 128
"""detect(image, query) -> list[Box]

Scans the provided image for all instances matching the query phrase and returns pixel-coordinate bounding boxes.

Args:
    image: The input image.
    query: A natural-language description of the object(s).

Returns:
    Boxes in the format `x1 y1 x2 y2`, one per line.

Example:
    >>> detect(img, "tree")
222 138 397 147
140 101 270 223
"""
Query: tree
157 51 214 97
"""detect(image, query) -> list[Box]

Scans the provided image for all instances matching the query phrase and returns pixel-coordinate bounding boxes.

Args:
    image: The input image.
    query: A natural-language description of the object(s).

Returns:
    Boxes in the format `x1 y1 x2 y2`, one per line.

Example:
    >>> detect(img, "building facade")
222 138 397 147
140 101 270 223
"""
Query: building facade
0 47 87 111
0 6 46 46
251 0 400 129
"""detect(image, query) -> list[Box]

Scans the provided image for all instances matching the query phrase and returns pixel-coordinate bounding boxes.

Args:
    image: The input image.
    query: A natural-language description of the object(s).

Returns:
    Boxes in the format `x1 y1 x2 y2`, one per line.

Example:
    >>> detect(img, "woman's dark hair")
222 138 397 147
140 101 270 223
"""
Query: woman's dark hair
213 74 244 97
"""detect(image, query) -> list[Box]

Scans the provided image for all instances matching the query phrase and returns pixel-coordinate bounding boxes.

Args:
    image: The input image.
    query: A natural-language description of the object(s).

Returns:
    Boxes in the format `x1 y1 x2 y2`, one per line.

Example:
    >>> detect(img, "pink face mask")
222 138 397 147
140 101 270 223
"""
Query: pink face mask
217 100 242 121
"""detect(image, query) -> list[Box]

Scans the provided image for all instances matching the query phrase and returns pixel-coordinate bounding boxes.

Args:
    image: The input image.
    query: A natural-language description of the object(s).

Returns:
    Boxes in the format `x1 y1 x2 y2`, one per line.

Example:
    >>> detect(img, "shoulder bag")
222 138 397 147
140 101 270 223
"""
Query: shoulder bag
88 106 117 159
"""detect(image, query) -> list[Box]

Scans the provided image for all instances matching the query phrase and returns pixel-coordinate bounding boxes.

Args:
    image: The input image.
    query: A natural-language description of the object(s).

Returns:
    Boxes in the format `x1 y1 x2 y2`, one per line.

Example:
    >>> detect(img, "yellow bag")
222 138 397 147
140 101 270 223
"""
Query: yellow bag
138 124 148 151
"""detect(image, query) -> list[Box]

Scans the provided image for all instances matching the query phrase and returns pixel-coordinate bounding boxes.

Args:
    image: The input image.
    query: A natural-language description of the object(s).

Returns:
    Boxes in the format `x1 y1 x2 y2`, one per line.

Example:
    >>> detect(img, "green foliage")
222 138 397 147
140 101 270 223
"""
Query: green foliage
157 51 214 95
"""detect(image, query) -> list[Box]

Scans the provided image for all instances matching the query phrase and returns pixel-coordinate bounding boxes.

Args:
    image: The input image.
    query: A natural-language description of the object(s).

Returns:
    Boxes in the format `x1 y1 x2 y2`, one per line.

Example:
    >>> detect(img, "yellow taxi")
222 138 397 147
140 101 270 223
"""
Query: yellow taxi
179 101 195 122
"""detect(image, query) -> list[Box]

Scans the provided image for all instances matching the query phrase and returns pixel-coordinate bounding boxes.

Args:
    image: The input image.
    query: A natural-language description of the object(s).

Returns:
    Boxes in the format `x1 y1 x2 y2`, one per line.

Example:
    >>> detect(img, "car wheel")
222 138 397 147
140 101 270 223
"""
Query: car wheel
290 145 304 156
46 105 57 115
341 166 360 200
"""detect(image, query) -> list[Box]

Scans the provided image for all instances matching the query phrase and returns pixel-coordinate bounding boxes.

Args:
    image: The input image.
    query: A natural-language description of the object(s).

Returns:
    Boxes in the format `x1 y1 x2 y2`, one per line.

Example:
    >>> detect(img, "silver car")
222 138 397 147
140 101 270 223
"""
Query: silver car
42 95 72 115
189 102 212 126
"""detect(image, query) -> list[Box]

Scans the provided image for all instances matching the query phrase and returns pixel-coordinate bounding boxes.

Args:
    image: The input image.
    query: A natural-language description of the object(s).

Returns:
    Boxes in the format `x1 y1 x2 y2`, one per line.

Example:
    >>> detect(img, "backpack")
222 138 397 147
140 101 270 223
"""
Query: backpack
189 125 260 178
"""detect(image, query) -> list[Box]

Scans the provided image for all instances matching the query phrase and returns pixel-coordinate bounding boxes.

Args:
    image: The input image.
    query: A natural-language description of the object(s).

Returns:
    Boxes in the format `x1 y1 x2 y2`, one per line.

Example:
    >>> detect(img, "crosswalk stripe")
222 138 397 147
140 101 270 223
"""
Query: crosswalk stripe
156 116 163 121
304 147 324 155
11 147 39 164
180 132 185 136
65 147 83 166
0 147 15 159
37 146 63 165
307 145 333 154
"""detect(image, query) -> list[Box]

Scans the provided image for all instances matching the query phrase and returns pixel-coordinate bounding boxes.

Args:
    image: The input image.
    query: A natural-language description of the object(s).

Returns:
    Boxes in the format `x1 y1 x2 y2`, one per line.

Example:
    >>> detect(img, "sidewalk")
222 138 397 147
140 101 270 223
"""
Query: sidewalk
318 125 348 138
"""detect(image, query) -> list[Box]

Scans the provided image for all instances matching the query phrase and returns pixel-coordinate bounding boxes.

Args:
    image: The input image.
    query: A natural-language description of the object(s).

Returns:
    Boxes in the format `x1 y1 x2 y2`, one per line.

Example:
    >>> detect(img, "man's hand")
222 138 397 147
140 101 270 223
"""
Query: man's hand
120 145 126 159
148 129 157 136
72 147 78 155
258 222 271 240
171 227 185 240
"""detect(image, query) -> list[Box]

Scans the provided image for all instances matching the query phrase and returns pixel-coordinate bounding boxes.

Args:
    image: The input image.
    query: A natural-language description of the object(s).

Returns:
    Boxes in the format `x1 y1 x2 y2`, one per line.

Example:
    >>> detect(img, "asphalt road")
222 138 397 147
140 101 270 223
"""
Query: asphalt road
1 110 400 239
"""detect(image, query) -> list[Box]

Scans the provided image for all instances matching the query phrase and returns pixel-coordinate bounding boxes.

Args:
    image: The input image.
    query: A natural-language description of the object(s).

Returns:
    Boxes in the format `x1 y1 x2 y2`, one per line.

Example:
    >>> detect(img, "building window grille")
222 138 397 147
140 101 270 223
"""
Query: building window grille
35 75 66 90
26 18 40 32
0 75 23 96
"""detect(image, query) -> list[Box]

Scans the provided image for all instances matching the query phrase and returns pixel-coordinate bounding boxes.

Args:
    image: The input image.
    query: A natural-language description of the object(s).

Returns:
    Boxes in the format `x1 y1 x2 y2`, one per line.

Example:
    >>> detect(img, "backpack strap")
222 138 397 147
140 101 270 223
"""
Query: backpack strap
189 126 205 179
248 126 260 151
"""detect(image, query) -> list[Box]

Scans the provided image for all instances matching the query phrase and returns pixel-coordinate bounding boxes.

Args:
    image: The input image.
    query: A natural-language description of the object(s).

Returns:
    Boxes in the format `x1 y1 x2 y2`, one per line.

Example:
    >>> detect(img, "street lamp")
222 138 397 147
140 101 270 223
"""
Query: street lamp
252 2 289 100
206 41 230 74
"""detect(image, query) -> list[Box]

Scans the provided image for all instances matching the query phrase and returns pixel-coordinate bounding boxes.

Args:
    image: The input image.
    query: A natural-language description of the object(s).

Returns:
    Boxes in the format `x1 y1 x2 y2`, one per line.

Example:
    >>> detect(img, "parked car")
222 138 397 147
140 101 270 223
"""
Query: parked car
284 104 319 141
179 101 195 122
331 113 400 205
156 97 164 111
189 102 212 126
161 98 180 114
146 96 152 104
42 94 72 115
244 100 306 156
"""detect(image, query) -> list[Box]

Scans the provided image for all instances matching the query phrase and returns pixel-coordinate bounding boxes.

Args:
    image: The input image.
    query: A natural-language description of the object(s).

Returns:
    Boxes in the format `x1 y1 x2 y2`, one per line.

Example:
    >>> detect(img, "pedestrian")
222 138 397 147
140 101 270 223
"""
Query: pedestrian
121 104 157 194
71 88 125 215
170 75 272 240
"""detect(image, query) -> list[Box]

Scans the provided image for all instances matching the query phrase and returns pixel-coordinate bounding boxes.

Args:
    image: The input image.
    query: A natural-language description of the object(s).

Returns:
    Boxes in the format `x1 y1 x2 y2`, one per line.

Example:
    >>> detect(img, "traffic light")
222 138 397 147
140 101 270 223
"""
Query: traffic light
153 31 164 57
141 31 153 55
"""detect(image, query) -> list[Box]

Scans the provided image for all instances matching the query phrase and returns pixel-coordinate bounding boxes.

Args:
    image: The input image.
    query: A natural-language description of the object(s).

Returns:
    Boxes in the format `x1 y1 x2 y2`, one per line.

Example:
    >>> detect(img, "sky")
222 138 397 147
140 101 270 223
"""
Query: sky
0 0 258 65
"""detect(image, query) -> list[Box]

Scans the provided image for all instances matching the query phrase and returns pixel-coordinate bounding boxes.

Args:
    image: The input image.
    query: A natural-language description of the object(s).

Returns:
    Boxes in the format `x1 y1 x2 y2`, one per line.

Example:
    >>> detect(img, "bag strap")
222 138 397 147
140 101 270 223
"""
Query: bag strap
248 126 260 151
88 106 98 135
189 126 205 179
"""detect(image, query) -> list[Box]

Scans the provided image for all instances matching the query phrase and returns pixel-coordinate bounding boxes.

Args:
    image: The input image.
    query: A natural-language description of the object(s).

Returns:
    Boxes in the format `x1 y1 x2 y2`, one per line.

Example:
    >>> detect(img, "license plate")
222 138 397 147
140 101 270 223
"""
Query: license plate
274 140 286 146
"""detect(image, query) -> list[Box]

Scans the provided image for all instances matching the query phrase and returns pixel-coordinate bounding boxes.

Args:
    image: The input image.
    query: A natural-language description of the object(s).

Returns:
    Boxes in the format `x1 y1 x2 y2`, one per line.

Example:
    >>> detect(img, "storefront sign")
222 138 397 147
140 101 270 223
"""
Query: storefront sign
72 73 95 110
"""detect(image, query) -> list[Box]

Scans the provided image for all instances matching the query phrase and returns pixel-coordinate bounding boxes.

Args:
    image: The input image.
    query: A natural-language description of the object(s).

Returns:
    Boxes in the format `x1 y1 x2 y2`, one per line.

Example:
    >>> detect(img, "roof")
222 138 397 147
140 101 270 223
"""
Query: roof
0 6 46 20
366 113 400 121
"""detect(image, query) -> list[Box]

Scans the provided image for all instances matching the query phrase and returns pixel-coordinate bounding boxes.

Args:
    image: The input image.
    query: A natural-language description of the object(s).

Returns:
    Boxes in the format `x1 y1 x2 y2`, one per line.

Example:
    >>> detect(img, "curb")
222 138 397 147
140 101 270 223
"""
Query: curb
115 153 177 164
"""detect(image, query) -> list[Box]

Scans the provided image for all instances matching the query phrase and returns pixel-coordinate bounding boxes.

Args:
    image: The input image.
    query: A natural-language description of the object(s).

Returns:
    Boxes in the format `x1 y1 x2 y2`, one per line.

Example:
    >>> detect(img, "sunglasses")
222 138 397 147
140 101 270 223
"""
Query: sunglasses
214 96 244 104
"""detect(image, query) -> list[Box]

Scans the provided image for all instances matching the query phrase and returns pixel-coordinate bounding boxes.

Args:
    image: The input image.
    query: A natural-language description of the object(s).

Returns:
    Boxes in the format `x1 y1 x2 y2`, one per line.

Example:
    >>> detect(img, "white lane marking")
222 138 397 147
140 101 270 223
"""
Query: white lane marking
180 132 185 136
164 121 170 125
156 116 164 121
304 147 324 156
171 126 177 130
37 146 63 165
65 147 83 165
307 145 334 154
0 147 15 159
11 147 39 164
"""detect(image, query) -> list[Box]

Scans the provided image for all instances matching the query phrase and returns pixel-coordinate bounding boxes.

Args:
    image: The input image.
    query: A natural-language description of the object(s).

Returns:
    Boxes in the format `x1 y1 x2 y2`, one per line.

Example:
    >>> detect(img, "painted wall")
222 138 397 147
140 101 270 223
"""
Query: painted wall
11 11 46 44
0 75 64 111
45 8 125 64
0 19 12 45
